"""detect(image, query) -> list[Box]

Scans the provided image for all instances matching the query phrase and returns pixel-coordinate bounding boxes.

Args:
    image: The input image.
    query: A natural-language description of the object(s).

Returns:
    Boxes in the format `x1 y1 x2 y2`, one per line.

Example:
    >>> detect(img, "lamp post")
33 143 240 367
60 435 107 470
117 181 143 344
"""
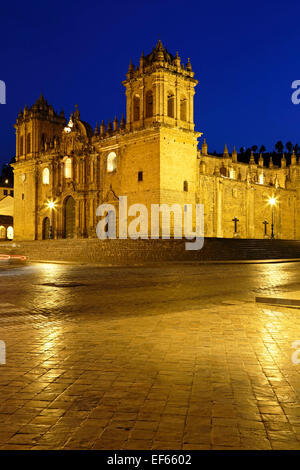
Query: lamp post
263 220 268 238
47 201 56 239
268 196 277 239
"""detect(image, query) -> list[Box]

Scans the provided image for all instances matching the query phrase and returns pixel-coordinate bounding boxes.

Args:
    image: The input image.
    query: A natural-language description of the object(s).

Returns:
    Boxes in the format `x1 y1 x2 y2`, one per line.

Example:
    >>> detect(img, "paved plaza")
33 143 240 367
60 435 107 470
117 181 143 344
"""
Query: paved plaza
0 261 300 449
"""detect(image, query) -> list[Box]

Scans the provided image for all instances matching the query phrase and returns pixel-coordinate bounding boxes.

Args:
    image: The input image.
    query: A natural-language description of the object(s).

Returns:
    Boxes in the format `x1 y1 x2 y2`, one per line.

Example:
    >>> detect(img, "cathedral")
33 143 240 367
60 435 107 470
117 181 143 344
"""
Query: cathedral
12 40 300 241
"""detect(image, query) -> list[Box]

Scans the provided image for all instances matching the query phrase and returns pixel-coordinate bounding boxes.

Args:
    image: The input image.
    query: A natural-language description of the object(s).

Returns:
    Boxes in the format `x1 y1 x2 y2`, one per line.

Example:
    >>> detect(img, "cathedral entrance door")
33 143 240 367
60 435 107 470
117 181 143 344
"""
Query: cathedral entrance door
64 196 75 238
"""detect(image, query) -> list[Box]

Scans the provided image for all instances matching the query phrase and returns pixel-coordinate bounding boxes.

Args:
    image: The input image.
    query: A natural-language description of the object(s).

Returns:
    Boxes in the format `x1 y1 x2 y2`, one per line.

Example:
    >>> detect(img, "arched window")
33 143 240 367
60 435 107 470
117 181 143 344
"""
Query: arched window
183 181 188 192
107 152 117 173
7 226 13 240
259 173 264 185
180 97 187 121
26 133 31 153
64 157 72 179
220 166 227 177
133 95 140 121
41 133 46 150
0 226 6 239
19 136 23 156
42 167 50 185
167 93 175 118
145 91 153 118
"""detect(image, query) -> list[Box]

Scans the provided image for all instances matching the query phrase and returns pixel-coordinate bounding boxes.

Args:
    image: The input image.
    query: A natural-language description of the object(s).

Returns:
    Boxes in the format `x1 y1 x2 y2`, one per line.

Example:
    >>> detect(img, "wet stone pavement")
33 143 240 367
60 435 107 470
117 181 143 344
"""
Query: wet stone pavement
0 261 300 449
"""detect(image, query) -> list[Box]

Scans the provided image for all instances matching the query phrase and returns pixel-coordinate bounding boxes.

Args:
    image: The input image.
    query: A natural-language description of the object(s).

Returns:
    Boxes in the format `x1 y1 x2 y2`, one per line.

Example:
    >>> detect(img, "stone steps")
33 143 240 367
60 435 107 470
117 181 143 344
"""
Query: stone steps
1 238 300 264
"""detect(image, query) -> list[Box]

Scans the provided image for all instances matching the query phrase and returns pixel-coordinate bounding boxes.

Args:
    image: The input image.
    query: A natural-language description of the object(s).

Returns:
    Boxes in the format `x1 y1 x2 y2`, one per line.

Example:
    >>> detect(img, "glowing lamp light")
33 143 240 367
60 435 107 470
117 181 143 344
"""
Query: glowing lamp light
268 196 277 206
47 201 56 210
64 118 73 133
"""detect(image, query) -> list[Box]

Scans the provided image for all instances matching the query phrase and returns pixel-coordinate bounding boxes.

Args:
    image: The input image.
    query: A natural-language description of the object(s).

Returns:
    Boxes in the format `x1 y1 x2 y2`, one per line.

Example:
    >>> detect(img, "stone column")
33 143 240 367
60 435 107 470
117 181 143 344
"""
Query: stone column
160 76 164 120
75 199 80 238
216 180 223 238
246 186 255 238
140 84 144 126
81 160 85 185
189 88 195 130
152 81 158 118
175 81 178 125
60 162 64 189
15 128 19 158
277 199 281 239
125 87 132 130
57 202 63 239
89 198 95 236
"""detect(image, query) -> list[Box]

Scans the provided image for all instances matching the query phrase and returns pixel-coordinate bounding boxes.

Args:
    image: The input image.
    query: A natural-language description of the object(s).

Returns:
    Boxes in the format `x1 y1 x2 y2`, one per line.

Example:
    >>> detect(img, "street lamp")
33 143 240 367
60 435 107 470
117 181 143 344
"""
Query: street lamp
47 200 56 239
268 196 277 239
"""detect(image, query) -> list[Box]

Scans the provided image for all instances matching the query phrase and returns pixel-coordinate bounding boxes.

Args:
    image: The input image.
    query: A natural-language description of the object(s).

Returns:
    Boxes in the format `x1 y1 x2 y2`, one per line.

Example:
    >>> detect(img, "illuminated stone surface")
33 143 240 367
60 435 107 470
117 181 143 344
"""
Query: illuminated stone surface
0 262 300 449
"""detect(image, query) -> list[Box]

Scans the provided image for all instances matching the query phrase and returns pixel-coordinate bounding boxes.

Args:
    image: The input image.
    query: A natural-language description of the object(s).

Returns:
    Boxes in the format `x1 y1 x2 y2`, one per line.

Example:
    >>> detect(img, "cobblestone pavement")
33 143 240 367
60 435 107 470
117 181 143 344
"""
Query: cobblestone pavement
0 261 300 450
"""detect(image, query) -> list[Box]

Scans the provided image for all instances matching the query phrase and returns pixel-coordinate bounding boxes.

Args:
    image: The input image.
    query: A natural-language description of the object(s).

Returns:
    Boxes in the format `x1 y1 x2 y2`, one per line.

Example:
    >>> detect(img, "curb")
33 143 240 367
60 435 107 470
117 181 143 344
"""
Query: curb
27 258 300 267
256 296 300 307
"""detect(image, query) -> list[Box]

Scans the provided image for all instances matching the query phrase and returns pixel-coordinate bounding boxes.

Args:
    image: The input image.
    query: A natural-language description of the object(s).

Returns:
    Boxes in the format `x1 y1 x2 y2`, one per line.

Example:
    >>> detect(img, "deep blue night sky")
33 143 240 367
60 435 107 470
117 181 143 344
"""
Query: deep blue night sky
0 0 299 167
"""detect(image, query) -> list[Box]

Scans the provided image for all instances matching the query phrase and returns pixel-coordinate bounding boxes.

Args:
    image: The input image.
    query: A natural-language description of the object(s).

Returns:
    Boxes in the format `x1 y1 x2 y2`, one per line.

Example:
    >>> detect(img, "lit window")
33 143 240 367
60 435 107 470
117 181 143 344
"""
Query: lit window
41 133 46 150
0 226 6 239
64 157 72 179
230 168 235 179
220 166 227 177
107 152 117 173
42 167 50 184
259 173 264 184
7 226 13 240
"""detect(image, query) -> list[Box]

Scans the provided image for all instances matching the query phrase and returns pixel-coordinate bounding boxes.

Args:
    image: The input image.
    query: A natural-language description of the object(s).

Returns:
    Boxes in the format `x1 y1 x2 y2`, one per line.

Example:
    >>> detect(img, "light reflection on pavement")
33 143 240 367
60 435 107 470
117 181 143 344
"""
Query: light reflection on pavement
0 261 299 449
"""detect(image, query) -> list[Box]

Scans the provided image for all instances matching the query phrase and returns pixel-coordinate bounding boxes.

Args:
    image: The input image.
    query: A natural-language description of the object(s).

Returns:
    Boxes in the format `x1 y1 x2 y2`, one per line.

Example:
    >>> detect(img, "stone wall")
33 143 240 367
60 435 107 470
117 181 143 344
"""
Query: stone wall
2 238 300 265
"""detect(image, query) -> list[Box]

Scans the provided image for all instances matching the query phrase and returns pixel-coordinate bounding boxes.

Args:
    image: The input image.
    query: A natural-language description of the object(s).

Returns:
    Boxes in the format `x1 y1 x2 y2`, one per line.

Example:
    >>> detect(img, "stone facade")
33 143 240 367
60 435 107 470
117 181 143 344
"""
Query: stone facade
0 185 13 200
12 40 300 241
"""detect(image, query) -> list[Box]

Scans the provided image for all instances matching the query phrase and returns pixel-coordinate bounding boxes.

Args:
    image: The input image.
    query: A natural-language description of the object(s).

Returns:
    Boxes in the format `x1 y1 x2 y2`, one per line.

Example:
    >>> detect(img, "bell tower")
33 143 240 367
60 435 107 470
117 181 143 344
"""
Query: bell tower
15 94 65 162
123 40 198 132
13 94 66 240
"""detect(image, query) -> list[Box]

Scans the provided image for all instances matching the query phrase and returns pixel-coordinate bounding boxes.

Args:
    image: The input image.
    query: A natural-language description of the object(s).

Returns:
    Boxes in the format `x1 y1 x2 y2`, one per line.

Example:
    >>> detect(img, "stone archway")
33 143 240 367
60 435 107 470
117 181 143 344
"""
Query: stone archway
63 196 75 238
42 217 50 240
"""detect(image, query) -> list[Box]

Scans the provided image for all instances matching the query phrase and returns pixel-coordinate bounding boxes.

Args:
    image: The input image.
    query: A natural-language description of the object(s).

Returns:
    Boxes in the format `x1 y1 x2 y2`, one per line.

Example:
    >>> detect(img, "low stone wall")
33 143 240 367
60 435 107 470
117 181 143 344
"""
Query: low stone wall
2 238 300 264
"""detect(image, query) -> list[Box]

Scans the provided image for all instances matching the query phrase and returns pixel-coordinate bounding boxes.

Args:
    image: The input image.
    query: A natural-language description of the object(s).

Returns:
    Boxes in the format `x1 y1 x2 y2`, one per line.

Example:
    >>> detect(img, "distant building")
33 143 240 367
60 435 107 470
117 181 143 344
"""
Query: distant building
12 41 300 241
0 168 14 239
0 182 13 200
